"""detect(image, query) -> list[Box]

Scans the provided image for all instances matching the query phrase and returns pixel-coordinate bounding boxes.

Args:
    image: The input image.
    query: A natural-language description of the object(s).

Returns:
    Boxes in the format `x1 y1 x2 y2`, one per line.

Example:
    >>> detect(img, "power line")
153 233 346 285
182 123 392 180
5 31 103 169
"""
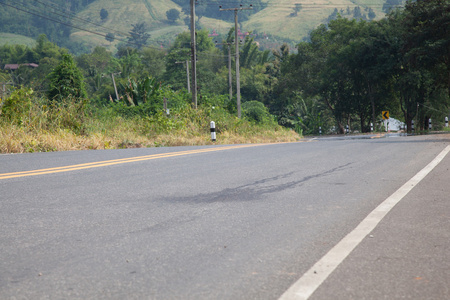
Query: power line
195 1 399 9
30 0 132 38
0 0 164 51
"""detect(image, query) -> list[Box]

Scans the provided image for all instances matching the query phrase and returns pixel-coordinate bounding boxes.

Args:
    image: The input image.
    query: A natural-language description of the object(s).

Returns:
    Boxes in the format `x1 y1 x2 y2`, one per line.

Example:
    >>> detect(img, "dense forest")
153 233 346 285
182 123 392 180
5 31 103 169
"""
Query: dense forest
1 0 449 146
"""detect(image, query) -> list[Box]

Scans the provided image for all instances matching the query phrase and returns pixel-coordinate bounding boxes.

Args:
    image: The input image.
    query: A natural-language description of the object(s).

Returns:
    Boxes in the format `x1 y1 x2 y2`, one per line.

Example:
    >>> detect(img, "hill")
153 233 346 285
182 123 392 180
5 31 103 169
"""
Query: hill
69 0 388 52
0 33 36 47
0 0 389 52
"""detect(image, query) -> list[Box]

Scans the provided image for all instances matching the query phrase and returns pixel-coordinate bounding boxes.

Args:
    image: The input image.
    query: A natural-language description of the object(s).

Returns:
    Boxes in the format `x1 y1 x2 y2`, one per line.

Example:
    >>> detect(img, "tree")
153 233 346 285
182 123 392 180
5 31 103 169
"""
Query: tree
164 30 217 91
368 8 376 20
327 8 339 22
105 33 115 43
383 0 404 14
140 47 166 79
166 8 180 24
402 0 450 99
47 53 86 101
127 22 150 49
269 17 401 133
100 8 108 20
76 46 114 93
353 6 362 19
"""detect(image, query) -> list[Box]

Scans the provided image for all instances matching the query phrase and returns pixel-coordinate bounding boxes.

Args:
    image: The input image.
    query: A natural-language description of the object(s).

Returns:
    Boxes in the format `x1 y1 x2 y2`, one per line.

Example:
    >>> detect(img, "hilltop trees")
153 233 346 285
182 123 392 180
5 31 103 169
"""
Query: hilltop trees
100 8 109 20
105 33 115 43
166 9 180 24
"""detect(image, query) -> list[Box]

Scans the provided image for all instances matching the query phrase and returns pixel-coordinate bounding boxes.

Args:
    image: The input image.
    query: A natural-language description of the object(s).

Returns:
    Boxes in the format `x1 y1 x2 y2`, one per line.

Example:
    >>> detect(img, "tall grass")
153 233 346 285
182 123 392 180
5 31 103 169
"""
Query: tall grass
0 88 299 153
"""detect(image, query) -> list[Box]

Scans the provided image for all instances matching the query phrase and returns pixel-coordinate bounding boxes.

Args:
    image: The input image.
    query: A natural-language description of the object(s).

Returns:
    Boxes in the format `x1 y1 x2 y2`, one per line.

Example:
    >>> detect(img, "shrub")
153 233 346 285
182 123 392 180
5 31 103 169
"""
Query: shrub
0 87 33 125
242 100 275 124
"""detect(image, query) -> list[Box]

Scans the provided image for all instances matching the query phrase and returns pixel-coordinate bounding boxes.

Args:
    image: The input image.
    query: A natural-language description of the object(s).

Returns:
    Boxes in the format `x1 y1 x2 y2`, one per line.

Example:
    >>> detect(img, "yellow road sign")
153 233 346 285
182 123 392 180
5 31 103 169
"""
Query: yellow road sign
382 111 389 120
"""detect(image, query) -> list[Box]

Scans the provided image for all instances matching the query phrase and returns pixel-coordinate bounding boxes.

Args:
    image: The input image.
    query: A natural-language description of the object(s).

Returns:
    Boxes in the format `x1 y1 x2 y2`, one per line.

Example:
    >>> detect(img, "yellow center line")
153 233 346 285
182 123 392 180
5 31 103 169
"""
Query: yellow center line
0 144 265 180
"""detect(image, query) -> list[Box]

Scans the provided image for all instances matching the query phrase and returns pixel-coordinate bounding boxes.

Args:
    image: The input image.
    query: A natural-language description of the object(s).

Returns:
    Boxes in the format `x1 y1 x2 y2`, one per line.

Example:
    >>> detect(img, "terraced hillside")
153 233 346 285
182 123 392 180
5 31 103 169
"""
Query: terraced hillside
67 0 387 51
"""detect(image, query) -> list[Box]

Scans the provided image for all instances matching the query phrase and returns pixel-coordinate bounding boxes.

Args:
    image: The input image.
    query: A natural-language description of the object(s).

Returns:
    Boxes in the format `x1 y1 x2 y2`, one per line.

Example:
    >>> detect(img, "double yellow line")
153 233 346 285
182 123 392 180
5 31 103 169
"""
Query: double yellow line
0 144 263 180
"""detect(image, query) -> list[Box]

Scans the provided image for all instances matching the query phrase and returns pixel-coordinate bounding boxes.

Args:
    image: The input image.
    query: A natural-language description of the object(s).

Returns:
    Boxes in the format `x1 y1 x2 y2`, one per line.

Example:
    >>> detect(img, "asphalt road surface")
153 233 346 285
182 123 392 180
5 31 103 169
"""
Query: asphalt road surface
1 134 449 299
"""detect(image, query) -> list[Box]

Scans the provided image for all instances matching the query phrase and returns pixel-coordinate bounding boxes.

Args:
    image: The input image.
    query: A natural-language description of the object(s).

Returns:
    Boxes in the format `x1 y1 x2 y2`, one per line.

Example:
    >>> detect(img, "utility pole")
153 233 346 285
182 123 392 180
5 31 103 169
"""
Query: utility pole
190 0 197 108
111 72 121 101
102 72 121 101
215 42 232 102
175 60 191 93
220 4 253 118
0 83 4 101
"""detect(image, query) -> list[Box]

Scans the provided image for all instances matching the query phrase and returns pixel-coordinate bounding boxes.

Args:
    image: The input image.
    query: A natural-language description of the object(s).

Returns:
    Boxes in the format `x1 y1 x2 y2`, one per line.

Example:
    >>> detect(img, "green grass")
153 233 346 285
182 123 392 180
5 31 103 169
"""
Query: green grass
0 33 36 47
66 0 388 53
244 0 387 41
70 0 181 51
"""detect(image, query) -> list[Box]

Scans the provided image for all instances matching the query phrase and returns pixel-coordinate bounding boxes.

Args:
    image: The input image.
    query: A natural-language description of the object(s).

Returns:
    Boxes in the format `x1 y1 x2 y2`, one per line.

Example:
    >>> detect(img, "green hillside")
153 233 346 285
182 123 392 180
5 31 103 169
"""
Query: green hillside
69 0 387 52
0 33 36 47
70 0 186 51
0 0 388 51
245 0 385 40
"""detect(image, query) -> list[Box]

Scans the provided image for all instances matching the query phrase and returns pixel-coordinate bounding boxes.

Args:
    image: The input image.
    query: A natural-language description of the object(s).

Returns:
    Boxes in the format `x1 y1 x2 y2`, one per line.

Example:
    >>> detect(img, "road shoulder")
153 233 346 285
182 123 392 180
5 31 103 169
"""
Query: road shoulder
311 145 450 299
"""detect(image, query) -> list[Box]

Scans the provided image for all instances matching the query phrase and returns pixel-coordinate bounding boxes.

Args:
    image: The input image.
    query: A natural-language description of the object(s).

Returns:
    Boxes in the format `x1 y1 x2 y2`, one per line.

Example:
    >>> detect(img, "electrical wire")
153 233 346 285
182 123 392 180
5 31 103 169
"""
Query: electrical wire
194 0 399 9
0 0 165 51
30 0 133 38
0 0 402 54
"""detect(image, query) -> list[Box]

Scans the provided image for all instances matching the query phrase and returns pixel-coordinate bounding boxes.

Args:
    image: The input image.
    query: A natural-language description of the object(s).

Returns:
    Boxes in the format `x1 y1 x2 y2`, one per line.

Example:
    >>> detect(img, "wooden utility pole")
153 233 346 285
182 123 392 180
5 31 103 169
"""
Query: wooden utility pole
190 0 197 108
175 60 191 93
226 44 232 103
111 72 121 101
0 83 4 101
220 5 253 118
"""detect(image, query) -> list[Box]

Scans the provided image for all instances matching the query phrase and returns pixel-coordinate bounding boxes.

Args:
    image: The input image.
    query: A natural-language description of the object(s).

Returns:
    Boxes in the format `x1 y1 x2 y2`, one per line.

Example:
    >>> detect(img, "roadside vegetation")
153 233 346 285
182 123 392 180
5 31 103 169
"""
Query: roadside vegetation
1 1 449 153
0 86 297 153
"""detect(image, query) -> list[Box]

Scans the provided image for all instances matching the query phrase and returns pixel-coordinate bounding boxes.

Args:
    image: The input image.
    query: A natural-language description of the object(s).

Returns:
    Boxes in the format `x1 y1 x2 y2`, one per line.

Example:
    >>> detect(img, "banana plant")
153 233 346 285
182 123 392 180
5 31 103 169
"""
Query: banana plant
122 76 166 106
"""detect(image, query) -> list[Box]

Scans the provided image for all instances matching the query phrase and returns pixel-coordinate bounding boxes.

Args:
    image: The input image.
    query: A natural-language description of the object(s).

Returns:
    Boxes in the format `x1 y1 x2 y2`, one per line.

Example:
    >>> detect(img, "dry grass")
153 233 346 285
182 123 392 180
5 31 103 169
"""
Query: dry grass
0 122 299 153
0 87 299 153
0 97 299 153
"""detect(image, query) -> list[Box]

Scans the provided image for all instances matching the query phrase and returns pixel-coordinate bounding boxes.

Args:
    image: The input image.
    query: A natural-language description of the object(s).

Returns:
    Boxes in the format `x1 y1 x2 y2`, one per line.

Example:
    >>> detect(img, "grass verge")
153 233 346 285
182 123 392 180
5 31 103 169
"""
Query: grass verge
0 89 299 153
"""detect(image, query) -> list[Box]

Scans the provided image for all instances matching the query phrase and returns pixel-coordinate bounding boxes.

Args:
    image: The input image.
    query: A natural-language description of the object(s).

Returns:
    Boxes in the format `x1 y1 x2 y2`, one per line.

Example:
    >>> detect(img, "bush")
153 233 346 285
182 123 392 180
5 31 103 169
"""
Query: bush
0 88 33 125
242 100 275 124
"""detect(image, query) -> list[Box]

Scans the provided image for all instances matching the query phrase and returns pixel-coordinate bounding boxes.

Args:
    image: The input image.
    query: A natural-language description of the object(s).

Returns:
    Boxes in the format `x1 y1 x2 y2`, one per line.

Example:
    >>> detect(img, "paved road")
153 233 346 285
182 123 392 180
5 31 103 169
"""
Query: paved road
1 134 449 299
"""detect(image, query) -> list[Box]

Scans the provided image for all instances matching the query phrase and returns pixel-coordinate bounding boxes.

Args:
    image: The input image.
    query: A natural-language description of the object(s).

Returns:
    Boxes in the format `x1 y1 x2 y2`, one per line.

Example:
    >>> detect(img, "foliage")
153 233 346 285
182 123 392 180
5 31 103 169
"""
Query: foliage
383 0 404 13
1 1 450 137
127 22 150 49
0 87 298 153
242 100 274 125
105 33 115 43
122 77 165 106
0 0 92 53
0 87 33 124
166 9 180 23
140 47 166 79
100 8 109 20
164 30 216 90
47 53 87 101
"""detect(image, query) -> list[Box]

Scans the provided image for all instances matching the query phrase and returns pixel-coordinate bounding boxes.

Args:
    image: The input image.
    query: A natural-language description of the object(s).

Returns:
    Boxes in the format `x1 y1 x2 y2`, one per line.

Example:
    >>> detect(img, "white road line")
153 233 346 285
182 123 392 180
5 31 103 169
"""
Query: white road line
279 145 450 300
